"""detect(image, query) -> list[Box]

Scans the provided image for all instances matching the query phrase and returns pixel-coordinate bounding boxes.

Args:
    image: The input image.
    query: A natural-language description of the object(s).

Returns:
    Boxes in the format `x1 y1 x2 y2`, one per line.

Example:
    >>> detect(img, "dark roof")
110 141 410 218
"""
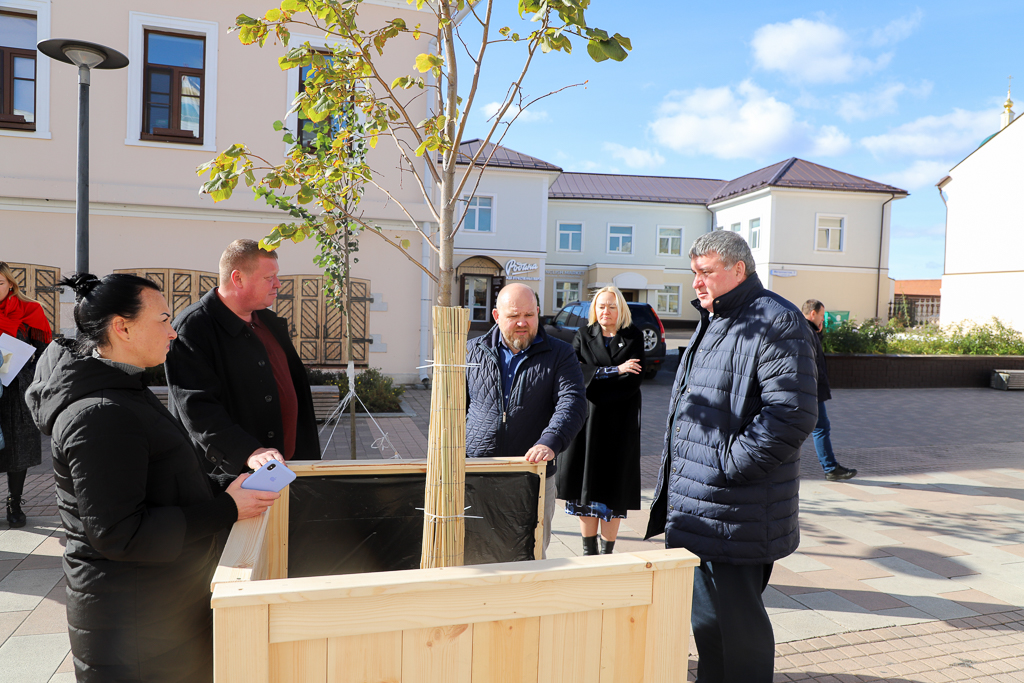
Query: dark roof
451 139 562 172
549 172 726 205
709 158 907 203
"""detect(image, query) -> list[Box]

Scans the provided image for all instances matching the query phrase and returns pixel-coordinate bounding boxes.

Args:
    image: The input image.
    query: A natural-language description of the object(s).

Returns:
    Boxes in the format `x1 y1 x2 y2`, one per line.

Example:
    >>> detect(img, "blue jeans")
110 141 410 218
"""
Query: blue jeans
812 401 839 473
691 560 776 683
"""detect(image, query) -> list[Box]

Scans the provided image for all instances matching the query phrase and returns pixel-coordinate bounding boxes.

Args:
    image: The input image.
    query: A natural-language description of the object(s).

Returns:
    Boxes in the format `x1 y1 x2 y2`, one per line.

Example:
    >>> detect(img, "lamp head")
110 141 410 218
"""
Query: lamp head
37 39 129 70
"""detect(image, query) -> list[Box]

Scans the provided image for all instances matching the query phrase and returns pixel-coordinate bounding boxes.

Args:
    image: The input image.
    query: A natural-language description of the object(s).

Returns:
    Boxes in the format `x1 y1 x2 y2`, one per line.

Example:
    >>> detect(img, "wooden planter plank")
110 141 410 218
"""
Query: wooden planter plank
538 610 603 683
643 567 694 683
599 604 649 683
211 513 271 588
326 632 402 683
471 617 541 683
402 625 473 683
270 639 326 683
266 571 652 643
214 604 269 683
265 486 289 580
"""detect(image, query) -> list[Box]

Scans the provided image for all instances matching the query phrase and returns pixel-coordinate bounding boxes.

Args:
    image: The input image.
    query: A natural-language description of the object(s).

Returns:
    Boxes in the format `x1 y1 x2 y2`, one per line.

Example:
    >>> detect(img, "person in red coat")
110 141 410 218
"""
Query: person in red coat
0 261 52 527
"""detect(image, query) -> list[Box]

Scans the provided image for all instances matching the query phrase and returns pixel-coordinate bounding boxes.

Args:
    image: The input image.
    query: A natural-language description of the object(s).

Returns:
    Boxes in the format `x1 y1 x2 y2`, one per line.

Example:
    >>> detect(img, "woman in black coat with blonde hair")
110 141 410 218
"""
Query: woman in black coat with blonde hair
27 273 279 683
556 285 645 555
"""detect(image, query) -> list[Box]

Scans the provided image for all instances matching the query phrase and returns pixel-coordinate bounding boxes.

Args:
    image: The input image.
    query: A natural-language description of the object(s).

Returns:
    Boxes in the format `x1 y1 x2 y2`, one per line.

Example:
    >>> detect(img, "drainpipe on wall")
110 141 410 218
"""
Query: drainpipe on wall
937 177 951 280
419 227 432 384
876 193 896 319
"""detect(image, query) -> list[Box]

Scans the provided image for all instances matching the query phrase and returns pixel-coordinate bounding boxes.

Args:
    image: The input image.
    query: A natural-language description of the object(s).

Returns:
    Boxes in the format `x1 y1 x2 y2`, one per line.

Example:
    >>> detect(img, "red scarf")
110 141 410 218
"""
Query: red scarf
0 294 53 343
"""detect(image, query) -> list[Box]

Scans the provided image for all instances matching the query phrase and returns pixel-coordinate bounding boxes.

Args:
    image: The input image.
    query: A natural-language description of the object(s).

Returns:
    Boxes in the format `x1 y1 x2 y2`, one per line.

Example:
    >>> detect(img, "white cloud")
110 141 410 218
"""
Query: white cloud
837 80 933 122
751 18 890 84
602 143 665 169
878 160 955 191
481 101 548 123
861 109 996 157
649 81 849 160
838 83 907 121
811 126 852 156
870 10 924 47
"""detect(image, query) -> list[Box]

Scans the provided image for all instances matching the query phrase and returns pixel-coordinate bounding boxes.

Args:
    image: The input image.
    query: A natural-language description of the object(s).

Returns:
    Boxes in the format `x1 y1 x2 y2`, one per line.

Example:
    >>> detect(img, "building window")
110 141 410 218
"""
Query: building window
816 216 844 251
141 30 204 143
557 222 582 252
553 281 580 310
126 13 218 150
461 196 493 233
657 226 682 256
749 218 761 249
608 224 633 254
730 222 741 232
296 54 357 149
656 285 681 315
0 10 36 131
463 275 490 322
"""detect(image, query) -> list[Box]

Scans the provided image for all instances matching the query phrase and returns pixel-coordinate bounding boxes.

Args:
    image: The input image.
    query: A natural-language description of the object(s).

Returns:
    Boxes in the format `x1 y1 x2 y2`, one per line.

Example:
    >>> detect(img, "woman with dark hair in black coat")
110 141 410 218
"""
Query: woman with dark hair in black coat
556 286 645 555
26 273 279 683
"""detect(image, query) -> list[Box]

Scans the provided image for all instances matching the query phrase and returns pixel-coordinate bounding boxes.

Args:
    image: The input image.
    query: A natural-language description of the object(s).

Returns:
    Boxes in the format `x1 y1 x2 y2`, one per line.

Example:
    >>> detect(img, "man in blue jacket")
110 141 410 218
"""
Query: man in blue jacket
646 231 818 683
466 283 586 558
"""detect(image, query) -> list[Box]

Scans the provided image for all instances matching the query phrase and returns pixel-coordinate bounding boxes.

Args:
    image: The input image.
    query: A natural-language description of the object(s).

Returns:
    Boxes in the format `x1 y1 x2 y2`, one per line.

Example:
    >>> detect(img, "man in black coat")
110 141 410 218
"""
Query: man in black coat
166 240 320 478
646 231 818 683
802 299 857 481
465 283 586 558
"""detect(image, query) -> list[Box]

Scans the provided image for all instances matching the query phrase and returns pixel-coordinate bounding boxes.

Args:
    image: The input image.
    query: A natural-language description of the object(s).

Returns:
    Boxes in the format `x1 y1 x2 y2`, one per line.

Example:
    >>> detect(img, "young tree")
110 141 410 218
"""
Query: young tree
198 0 630 306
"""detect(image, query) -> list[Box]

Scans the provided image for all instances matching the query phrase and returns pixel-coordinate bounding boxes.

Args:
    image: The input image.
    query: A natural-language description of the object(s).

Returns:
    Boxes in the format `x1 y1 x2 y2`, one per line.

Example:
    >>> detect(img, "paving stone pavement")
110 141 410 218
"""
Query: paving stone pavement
3 365 1024 682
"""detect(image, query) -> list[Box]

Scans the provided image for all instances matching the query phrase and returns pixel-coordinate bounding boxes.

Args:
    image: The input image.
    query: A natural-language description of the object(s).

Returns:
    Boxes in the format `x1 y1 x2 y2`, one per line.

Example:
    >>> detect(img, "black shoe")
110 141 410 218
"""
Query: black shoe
582 535 599 555
6 495 27 528
600 539 615 555
825 466 858 482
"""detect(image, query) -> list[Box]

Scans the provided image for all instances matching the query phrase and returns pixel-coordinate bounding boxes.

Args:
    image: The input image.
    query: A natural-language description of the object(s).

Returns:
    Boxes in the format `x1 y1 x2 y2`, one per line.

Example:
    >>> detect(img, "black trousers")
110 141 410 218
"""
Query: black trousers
691 560 775 683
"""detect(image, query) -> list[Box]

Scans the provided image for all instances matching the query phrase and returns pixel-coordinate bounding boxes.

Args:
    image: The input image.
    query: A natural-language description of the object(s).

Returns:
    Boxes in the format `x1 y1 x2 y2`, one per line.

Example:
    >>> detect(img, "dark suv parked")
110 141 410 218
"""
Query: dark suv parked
543 300 667 378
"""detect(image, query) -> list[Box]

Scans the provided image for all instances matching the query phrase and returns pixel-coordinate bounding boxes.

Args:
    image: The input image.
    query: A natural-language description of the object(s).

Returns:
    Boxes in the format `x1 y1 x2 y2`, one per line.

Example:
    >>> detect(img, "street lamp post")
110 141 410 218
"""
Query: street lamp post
37 39 128 275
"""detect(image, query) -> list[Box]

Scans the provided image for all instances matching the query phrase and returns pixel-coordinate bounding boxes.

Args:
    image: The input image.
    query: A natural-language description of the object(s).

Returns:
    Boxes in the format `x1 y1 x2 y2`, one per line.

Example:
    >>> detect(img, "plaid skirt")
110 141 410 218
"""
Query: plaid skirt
564 499 626 522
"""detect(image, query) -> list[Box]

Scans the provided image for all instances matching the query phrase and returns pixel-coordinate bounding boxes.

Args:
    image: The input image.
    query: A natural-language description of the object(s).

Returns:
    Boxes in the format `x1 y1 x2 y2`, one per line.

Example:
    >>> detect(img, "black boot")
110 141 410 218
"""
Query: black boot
582 535 599 555
6 470 27 528
600 538 615 554
6 496 26 529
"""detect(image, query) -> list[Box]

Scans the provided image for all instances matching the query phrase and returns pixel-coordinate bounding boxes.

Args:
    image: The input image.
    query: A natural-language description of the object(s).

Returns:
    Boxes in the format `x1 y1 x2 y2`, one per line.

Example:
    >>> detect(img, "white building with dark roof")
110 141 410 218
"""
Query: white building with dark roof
532 156 905 323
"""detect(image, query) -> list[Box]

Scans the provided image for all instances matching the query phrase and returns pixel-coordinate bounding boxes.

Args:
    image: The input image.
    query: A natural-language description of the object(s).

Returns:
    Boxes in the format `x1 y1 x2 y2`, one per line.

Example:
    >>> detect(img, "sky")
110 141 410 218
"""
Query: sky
452 0 1023 280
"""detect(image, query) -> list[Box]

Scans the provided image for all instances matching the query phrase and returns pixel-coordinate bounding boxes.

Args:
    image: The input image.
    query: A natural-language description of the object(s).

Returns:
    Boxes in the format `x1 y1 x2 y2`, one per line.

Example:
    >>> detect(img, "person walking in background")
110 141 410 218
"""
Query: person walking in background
465 283 586 558
165 239 320 484
646 231 818 683
802 299 857 482
557 286 644 555
26 273 277 683
0 261 52 528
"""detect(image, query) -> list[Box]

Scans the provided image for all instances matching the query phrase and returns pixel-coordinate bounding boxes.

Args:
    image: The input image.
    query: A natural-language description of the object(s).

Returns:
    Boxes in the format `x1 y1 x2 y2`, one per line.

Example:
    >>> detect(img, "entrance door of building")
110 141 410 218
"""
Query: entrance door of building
276 275 371 366
115 268 219 321
463 275 491 324
621 290 636 302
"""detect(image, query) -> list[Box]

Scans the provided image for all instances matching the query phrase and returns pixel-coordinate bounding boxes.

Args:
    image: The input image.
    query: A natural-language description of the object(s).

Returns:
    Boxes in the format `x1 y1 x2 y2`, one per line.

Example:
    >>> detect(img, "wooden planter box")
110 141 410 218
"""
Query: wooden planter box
211 458 698 683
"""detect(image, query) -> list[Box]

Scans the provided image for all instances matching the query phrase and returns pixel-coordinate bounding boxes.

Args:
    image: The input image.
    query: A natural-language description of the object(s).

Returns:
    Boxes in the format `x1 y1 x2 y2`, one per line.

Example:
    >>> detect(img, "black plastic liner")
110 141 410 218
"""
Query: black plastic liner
287 472 540 577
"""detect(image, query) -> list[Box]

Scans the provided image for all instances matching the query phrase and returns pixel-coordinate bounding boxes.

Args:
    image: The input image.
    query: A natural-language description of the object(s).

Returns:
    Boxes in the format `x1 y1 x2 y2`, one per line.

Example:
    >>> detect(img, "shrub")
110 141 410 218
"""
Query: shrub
306 366 405 413
822 317 1024 356
822 319 894 354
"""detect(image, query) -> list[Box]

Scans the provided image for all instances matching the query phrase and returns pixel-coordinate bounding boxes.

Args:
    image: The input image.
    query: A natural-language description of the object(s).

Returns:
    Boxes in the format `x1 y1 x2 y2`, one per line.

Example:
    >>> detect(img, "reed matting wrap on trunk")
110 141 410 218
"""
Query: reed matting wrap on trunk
287 472 540 577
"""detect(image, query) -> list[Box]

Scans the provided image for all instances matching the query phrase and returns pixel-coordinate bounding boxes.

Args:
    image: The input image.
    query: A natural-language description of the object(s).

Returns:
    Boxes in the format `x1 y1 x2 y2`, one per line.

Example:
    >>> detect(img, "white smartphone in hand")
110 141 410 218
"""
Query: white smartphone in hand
240 461 296 493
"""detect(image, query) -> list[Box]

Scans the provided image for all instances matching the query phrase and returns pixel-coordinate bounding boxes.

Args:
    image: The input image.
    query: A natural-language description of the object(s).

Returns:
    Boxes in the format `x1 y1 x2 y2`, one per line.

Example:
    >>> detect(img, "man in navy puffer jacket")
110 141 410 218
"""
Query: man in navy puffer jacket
466 283 586 558
646 231 818 683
